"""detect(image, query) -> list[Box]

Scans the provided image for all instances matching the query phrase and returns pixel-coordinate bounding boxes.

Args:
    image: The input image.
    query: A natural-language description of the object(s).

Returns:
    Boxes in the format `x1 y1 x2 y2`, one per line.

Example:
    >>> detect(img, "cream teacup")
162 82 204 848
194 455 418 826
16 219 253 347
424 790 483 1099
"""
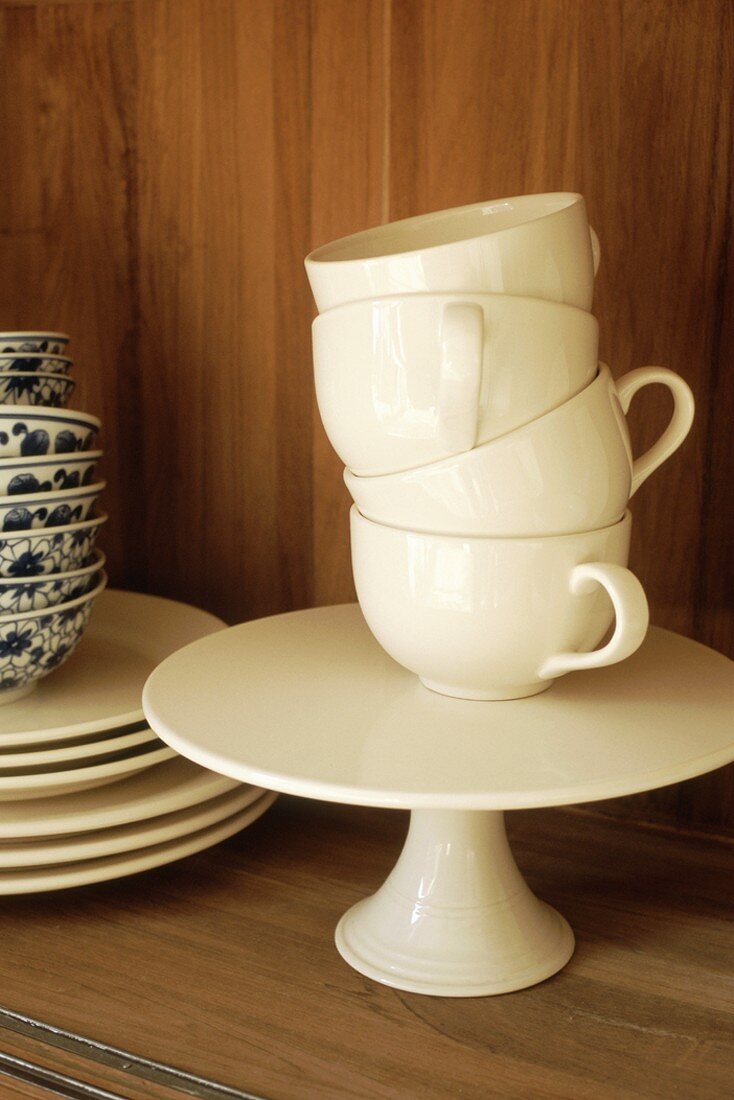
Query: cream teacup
350 507 649 701
306 192 600 313
313 293 598 476
345 364 694 537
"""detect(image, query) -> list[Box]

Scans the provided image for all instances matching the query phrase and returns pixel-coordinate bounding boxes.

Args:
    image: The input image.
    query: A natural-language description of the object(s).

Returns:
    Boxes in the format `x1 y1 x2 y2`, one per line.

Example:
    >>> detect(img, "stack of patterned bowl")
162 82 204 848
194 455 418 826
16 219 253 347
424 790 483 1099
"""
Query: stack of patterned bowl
306 193 696 701
0 331 106 702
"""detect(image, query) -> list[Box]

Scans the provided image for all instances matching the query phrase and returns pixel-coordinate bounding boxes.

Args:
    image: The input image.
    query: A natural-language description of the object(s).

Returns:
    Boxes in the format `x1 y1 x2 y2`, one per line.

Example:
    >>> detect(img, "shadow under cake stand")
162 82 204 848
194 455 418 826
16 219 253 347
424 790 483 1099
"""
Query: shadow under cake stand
143 604 734 998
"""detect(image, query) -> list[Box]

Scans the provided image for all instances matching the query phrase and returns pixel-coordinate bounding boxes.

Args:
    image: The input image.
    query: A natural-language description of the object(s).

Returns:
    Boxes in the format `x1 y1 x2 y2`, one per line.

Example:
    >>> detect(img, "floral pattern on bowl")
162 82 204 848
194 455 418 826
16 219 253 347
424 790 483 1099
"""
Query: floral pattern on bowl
0 372 75 408
0 574 106 701
0 334 70 356
0 514 107 578
0 482 104 532
0 451 102 496
0 550 105 614
0 410 100 458
0 355 73 377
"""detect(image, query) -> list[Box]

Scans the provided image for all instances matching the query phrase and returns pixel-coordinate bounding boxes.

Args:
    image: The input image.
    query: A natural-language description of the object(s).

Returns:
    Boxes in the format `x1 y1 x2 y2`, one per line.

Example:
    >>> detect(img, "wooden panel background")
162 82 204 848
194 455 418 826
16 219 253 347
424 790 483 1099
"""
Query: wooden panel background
0 0 731 830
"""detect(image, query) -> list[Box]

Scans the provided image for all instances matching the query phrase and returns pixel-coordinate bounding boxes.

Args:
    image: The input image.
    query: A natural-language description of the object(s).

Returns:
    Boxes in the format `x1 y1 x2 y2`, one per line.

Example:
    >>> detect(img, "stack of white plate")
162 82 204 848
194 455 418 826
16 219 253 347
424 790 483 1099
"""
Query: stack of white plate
0 588 274 893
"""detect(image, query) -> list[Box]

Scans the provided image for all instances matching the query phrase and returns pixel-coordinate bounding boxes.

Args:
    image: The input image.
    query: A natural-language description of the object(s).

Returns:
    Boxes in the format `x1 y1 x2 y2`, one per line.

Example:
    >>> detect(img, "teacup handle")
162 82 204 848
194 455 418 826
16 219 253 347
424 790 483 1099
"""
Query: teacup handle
615 366 695 496
437 302 484 454
589 226 601 274
538 562 649 680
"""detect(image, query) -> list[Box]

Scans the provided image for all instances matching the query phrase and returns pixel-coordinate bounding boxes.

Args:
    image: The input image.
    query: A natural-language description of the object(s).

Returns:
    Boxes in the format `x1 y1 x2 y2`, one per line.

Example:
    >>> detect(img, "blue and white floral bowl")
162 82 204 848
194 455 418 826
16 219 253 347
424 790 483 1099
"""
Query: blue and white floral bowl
0 451 102 495
0 514 107 577
0 550 105 614
0 481 104 533
0 573 106 702
0 408 99 457
0 372 75 408
0 333 70 356
0 354 73 377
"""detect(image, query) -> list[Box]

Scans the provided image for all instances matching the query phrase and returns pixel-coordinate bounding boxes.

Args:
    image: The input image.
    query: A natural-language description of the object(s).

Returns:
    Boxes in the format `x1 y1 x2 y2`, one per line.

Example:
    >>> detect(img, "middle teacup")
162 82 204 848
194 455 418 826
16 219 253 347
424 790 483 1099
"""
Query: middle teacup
345 363 694 538
313 292 599 476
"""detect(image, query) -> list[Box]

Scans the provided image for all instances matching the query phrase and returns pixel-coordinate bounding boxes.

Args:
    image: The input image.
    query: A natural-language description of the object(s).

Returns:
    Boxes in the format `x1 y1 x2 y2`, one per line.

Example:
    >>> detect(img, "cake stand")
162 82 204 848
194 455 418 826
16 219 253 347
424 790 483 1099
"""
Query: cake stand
143 604 734 998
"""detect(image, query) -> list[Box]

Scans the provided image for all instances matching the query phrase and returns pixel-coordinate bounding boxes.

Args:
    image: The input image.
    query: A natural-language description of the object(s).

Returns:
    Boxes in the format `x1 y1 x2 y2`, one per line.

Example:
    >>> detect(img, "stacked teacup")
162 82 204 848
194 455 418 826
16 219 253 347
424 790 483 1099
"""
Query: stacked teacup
306 193 695 700
0 332 106 702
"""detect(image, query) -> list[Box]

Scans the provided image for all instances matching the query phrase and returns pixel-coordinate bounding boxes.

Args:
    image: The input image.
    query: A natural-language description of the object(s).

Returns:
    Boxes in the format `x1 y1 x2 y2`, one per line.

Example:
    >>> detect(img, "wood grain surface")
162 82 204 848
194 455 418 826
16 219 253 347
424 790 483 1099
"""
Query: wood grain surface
0 0 731 828
0 797 731 1099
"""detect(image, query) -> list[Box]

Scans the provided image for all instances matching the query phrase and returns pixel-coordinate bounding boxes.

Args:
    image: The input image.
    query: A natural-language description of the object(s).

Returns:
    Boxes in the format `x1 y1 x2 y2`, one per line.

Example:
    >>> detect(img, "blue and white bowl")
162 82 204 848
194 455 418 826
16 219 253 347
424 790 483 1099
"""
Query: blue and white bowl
0 333 70 356
0 372 75 408
0 408 99 457
0 550 105 614
0 481 104 533
0 451 102 495
0 355 73 377
0 573 107 703
0 514 107 577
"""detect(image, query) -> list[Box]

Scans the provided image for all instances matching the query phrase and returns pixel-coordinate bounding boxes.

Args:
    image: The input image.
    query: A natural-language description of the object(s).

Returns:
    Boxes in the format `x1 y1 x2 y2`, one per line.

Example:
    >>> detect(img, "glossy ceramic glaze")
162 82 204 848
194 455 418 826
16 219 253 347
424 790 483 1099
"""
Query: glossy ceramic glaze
0 786 269 869
335 809 574 995
313 293 598 476
0 549 105 613
346 364 694 537
0 740 174 802
0 480 104 532
350 508 648 699
142 605 734 996
0 574 107 703
0 354 73 376
0 756 241 839
0 371 75 407
0 588 224 747
305 193 600 312
0 513 107 578
0 407 99 458
0 450 101 495
0 796 276 894
0 333 69 356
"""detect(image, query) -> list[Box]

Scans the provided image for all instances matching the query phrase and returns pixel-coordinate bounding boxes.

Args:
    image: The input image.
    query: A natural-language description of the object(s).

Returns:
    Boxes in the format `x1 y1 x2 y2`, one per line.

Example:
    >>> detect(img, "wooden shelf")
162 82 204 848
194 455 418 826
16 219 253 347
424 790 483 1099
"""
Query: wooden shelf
0 797 731 1099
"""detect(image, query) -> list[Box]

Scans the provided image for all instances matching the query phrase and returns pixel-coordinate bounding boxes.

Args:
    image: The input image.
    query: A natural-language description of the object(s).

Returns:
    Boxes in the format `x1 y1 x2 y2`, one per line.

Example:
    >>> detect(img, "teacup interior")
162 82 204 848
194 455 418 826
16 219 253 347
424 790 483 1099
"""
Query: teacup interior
311 193 579 262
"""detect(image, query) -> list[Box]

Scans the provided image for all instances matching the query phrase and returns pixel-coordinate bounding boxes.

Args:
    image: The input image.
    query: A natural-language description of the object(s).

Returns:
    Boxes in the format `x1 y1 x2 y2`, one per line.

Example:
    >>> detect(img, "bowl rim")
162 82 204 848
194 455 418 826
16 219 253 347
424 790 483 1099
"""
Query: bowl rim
0 332 70 341
0 548 105 588
0 450 103 470
0 511 108 542
0 480 105 509
0 353 73 365
0 571 107 623
0 406 100 430
0 371 75 385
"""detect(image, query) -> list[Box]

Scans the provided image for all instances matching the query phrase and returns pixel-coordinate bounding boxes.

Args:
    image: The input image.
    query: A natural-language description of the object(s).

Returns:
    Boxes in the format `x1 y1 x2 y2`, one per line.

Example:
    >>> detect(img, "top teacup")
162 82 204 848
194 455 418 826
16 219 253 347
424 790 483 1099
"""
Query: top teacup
305 193 600 313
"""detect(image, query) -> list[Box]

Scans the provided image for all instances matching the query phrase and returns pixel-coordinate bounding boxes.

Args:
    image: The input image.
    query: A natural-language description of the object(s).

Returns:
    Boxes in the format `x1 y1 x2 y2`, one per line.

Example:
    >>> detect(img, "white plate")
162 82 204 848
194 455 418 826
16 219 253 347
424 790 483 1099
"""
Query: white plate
0 786 269 867
0 756 242 839
0 589 223 747
0 794 277 893
0 725 158 769
0 743 175 801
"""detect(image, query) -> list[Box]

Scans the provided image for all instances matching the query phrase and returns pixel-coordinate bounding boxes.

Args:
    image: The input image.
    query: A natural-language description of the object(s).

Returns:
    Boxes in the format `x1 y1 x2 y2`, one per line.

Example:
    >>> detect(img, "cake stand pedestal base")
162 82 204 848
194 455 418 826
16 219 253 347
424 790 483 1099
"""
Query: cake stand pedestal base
335 808 573 996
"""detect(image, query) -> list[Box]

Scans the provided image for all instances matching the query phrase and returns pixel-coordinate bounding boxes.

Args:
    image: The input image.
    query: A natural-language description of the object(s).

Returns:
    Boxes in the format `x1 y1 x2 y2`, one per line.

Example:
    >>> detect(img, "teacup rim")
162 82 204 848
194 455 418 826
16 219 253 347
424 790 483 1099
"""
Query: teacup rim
350 503 632 544
313 287 599 327
306 192 586 267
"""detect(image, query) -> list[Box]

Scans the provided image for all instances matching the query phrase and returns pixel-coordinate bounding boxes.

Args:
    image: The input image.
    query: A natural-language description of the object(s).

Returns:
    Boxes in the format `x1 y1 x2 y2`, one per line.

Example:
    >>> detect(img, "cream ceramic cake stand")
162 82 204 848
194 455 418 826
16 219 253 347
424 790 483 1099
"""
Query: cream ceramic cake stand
143 605 734 998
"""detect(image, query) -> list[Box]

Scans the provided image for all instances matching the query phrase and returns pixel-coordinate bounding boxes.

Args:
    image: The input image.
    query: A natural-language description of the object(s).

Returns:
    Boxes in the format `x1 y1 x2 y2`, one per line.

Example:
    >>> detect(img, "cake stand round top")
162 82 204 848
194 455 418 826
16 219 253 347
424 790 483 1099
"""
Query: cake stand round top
143 604 734 811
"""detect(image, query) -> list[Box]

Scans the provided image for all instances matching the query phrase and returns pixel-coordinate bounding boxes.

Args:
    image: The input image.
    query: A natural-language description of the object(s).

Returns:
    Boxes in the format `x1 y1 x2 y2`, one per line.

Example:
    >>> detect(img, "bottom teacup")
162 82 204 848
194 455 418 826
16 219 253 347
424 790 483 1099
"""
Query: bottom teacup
350 506 649 701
